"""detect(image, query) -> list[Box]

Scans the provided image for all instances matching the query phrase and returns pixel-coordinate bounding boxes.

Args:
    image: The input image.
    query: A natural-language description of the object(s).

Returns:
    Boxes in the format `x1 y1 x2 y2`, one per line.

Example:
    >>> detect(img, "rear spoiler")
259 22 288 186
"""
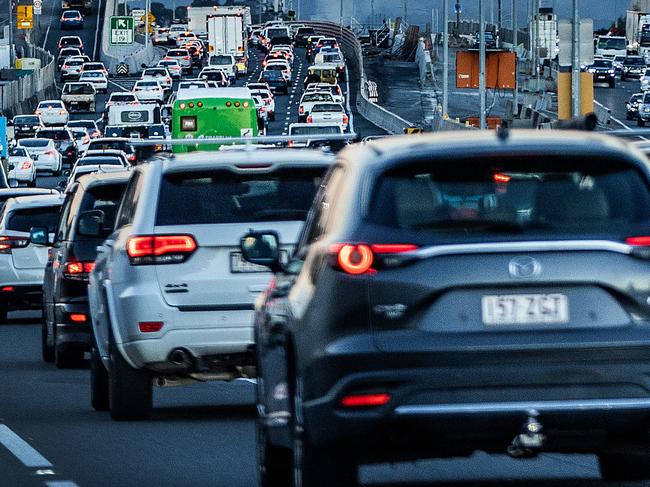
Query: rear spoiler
124 133 358 147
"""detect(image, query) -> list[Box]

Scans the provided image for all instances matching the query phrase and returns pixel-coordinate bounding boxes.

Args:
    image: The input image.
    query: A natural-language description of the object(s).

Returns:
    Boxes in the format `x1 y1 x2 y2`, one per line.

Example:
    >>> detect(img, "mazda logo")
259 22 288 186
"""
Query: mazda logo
508 256 542 279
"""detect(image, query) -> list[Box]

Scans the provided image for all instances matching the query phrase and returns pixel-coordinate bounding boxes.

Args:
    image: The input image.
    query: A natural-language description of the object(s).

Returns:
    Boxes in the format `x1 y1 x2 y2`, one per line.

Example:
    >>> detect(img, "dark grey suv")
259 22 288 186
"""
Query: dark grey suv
242 131 650 486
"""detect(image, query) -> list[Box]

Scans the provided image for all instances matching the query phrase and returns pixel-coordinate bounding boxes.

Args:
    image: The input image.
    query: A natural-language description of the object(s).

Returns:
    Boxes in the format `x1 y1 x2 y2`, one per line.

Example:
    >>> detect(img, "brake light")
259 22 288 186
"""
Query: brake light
82 135 90 144
59 110 67 115
0 236 30 254
184 56 190 60
299 106 304 113
307 115 312 123
35 109 41 115
342 114 349 125
627 237 650 246
329 243 419 275
340 393 391 408
1 286 14 292
127 154 136 162
126 235 197 265
493 173 511 183
21 160 31 170
69 313 87 323
139 321 164 332
63 261 95 280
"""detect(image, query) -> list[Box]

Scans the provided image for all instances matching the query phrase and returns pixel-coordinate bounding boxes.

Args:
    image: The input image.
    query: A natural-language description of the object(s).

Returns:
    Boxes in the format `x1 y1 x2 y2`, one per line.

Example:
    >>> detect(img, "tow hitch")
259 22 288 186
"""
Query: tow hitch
507 410 545 459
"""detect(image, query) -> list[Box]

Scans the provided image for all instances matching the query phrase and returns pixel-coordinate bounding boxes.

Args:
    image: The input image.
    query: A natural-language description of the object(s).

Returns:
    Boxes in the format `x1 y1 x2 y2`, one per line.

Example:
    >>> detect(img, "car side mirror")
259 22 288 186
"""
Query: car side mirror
63 169 71 177
77 209 104 237
30 226 49 246
240 231 282 272
7 120 12 126
57 179 67 189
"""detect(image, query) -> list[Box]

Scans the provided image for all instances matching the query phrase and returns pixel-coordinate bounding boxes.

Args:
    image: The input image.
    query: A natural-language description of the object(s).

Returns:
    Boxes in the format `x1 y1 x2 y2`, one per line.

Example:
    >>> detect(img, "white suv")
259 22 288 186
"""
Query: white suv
88 150 334 420
0 194 63 321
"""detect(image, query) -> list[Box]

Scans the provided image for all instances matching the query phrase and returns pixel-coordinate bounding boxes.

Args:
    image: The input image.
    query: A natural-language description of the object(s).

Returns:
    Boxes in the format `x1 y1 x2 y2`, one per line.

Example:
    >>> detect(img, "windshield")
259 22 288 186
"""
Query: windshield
8 205 61 233
592 60 612 68
64 84 94 94
290 126 340 135
598 37 626 50
625 57 645 65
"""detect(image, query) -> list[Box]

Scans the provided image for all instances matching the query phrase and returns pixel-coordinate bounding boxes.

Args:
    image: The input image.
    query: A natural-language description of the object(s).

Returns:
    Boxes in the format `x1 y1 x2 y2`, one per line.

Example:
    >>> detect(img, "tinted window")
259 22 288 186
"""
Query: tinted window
39 102 64 109
210 55 232 65
14 116 39 125
312 104 342 112
77 183 126 235
37 130 71 141
19 139 49 148
366 157 650 238
77 157 122 166
64 83 94 94
290 126 340 135
9 147 27 157
156 168 325 225
8 206 61 233
115 172 143 229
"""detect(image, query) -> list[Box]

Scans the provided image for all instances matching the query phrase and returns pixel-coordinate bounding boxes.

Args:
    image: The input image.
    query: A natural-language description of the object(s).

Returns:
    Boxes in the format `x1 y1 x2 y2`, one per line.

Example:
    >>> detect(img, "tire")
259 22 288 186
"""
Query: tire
598 453 650 481
108 341 152 421
0 305 8 324
41 311 54 363
639 119 646 127
54 327 84 369
609 80 615 88
90 342 109 411
257 413 292 487
270 112 275 121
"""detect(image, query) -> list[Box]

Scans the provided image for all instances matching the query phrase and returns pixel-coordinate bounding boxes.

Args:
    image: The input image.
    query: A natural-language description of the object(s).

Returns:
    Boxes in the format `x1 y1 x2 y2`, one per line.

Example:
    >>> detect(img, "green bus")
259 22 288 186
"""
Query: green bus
171 87 259 153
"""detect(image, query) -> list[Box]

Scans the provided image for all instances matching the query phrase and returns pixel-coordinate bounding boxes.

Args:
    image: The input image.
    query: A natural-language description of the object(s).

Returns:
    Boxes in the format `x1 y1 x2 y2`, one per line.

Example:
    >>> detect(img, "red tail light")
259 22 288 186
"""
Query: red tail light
340 393 391 408
82 135 90 144
21 160 31 170
35 109 41 115
183 56 190 60
139 321 164 332
70 313 87 323
126 235 197 265
299 106 304 113
44 149 57 156
329 243 419 275
1 286 14 292
127 154 136 162
307 115 313 123
627 237 650 246
0 236 30 254
59 110 67 115
342 114 349 125
64 261 95 280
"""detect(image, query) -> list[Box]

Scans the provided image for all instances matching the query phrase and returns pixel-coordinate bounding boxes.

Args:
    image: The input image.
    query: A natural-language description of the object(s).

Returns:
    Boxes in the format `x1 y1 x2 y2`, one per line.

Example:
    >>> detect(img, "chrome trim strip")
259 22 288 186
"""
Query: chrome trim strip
394 398 650 416
412 240 632 260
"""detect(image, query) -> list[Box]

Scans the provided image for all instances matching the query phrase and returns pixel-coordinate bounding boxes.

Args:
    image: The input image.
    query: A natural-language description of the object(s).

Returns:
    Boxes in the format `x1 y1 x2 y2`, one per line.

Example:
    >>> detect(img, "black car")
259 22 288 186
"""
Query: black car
243 131 650 486
587 58 616 87
259 69 289 94
294 26 316 47
621 56 646 80
86 138 137 165
36 127 78 165
11 115 44 140
41 172 129 367
627 92 644 120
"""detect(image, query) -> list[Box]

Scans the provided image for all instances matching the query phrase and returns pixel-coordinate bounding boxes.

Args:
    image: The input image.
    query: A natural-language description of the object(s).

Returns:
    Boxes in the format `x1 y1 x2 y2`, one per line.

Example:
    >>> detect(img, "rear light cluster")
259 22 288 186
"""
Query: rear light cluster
329 243 419 275
21 160 31 170
342 114 349 125
127 235 197 265
0 236 29 254
63 261 95 280
340 393 391 408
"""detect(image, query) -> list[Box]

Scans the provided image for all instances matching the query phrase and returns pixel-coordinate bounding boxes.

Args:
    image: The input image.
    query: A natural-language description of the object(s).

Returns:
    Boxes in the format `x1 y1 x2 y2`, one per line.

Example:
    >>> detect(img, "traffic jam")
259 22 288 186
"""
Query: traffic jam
6 1 650 486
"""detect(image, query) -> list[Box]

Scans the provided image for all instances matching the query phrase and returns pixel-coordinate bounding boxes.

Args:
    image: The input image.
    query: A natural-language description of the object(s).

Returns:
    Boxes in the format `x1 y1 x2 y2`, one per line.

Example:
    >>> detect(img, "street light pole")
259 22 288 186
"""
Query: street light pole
478 0 480 130
443 0 449 116
511 0 517 116
8 0 14 67
572 0 580 117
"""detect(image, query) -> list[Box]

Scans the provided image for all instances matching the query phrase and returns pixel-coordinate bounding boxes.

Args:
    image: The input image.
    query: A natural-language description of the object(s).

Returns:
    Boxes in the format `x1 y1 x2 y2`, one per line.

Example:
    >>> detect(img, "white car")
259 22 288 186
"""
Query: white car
81 62 108 78
78 70 108 93
141 67 173 91
298 91 335 122
132 80 165 103
0 194 64 321
307 102 349 130
157 59 182 79
252 94 269 134
641 68 650 91
265 59 292 83
17 138 63 175
176 31 198 47
104 92 140 112
35 100 69 126
305 82 344 104
208 54 236 81
70 128 91 153
164 49 192 74
7 147 36 187
249 88 275 120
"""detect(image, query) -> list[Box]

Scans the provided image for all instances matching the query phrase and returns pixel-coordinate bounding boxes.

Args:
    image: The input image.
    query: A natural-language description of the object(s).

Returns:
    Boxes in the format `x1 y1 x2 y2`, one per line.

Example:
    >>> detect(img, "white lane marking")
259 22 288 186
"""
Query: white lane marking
46 482 80 487
93 0 103 60
0 425 52 468
609 114 633 131
108 80 131 92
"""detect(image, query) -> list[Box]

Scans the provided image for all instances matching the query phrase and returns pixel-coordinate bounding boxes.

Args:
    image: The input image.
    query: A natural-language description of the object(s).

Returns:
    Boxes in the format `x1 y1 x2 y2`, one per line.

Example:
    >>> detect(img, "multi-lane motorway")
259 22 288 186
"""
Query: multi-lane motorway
0 2 648 486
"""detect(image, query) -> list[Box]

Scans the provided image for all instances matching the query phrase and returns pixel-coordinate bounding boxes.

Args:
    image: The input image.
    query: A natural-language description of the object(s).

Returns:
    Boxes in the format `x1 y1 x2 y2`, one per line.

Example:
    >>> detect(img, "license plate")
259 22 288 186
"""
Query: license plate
481 294 568 325
230 251 288 273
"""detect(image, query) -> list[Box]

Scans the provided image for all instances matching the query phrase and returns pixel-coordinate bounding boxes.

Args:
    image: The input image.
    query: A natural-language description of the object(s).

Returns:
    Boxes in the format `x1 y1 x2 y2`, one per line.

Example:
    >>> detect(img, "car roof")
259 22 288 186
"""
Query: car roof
75 171 131 191
0 188 58 197
156 149 335 175
338 131 650 175
7 194 64 209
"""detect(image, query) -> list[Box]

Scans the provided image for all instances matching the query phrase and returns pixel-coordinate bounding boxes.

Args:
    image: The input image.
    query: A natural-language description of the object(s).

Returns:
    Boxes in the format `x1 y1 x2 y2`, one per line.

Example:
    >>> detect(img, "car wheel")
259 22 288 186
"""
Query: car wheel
599 453 650 481
0 305 8 323
90 341 109 411
54 327 84 369
41 309 54 363
257 408 292 487
108 340 152 421
639 119 646 127
609 80 615 88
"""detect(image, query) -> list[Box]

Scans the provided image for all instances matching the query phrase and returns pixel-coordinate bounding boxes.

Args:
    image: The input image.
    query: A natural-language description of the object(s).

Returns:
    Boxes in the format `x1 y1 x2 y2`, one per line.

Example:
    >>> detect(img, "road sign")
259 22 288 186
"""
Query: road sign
131 8 145 21
116 63 129 76
110 16 134 45
404 127 423 134
558 18 593 67
33 0 42 15
17 5 33 29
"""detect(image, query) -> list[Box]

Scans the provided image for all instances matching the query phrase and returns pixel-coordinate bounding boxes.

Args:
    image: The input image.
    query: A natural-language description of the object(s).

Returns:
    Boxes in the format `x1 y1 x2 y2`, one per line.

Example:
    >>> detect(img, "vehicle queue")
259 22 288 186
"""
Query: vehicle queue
4 6 650 487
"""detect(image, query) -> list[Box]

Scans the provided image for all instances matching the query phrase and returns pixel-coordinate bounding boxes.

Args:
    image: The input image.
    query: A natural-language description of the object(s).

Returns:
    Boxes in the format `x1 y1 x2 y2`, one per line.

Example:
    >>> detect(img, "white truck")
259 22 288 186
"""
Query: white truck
187 6 219 38
595 36 627 59
534 12 558 60
626 10 650 54
206 7 251 55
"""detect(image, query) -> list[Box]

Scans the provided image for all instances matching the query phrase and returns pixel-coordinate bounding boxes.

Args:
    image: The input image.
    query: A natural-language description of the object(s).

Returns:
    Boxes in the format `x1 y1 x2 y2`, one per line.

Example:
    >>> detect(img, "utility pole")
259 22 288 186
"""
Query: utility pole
443 0 449 116
371 0 374 28
497 0 502 41
144 0 149 48
8 0 14 67
512 0 517 116
572 0 580 117
403 0 407 25
456 1 460 34
478 0 480 130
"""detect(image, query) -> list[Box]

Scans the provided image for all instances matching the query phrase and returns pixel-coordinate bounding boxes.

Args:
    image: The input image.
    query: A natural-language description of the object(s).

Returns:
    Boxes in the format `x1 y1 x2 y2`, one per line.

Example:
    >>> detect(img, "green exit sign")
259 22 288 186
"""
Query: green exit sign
110 16 134 45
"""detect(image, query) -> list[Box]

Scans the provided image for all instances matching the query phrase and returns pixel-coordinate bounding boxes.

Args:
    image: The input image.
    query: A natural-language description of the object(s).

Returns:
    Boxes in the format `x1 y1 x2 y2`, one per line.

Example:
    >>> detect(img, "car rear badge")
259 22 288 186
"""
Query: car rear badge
508 256 542 279
373 304 407 320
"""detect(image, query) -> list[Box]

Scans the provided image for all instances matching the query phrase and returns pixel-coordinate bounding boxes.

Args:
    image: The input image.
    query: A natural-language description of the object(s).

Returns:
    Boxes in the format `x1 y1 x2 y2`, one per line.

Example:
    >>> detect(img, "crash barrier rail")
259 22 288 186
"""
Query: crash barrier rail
101 0 162 75
290 20 415 135
1 44 56 118
126 133 358 147
594 100 612 127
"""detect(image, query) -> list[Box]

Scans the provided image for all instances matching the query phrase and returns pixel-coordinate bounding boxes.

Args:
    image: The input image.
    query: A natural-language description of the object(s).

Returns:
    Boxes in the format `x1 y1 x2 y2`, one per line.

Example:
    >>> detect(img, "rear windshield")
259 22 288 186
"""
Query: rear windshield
14 116 39 124
61 38 81 46
366 157 650 239
262 71 282 79
110 94 136 102
64 83 94 94
19 139 49 148
89 141 129 152
39 102 63 109
626 57 646 65
210 55 232 65
290 126 340 135
8 206 61 233
312 104 342 112
156 168 326 225
67 121 95 129
37 130 71 141
77 157 122 166
168 50 187 56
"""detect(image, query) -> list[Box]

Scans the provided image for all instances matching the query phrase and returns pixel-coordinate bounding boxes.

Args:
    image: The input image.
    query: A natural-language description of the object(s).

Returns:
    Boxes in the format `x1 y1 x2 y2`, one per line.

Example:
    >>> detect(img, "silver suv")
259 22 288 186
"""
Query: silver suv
0 194 64 321
88 149 333 420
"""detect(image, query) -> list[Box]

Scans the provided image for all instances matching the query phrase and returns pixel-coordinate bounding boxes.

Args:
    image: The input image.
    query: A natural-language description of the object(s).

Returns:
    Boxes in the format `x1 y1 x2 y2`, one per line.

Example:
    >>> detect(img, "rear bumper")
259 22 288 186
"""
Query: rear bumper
0 284 42 309
300 333 650 459
55 300 91 350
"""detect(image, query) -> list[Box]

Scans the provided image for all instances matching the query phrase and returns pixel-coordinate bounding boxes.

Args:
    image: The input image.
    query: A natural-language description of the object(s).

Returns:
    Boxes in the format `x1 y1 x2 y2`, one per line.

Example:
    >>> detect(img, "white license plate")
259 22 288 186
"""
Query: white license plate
481 294 569 325
230 251 288 273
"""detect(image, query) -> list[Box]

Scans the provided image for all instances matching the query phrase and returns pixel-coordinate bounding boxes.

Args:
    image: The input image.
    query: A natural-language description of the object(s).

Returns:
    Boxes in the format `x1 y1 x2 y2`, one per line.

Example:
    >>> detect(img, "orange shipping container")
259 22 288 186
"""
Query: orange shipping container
455 51 516 90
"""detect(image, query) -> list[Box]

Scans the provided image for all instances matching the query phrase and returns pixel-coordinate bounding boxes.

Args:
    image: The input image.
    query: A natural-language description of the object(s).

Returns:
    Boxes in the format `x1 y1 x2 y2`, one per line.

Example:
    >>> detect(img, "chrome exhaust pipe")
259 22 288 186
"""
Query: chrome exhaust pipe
507 410 545 459
170 348 193 367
